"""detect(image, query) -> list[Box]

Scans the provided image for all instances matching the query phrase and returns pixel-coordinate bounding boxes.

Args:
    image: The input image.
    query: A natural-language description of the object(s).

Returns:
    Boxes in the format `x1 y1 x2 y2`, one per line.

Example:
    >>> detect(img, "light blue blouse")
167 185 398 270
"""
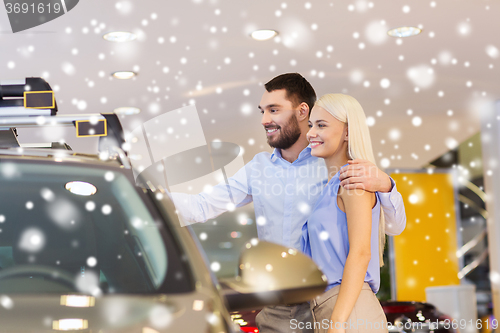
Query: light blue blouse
301 165 381 293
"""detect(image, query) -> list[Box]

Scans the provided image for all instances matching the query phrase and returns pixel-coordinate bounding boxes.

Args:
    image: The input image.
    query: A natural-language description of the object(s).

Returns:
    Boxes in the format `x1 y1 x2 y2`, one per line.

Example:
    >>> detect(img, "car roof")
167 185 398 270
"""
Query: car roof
0 77 130 167
0 147 125 168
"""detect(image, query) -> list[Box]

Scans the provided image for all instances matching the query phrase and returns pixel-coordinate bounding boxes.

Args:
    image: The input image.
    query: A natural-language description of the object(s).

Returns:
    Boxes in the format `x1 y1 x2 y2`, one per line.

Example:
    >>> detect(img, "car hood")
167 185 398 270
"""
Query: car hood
0 291 229 332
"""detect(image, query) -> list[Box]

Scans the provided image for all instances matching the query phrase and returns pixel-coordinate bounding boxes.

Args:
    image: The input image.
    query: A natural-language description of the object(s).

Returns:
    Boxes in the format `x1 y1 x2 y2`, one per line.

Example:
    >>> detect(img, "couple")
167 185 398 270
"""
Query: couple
170 73 405 333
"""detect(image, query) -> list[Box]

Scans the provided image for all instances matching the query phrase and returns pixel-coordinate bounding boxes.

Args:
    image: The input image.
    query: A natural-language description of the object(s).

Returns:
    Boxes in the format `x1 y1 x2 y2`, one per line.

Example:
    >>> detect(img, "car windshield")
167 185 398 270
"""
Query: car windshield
0 159 190 295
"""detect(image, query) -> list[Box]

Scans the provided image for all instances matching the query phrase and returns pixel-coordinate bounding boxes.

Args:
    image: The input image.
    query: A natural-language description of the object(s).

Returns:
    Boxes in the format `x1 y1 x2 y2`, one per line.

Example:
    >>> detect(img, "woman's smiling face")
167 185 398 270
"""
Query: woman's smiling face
307 105 348 159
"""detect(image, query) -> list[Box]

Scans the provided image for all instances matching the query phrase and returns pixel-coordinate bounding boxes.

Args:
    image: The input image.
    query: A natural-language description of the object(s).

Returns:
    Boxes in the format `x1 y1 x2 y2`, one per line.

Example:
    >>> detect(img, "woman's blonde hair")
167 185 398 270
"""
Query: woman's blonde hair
315 93 386 267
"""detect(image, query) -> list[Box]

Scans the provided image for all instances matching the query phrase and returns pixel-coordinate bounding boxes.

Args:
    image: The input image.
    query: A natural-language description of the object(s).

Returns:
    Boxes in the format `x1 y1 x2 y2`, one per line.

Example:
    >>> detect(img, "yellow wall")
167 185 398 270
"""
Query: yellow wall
391 172 460 302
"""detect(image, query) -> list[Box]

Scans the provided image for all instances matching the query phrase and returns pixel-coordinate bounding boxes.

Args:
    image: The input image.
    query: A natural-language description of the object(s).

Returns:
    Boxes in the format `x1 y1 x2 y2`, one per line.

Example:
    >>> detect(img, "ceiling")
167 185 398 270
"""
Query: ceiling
1 0 498 171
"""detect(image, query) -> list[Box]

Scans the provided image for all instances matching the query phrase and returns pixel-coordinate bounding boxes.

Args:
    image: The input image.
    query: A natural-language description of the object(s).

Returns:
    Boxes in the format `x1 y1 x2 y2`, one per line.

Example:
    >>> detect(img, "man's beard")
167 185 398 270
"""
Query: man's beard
267 114 301 150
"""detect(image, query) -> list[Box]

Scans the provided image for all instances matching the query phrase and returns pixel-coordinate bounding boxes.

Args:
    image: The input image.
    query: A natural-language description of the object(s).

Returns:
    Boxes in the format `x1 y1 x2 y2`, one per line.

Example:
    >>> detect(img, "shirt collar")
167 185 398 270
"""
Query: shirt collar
298 146 312 160
270 146 312 163
270 148 282 162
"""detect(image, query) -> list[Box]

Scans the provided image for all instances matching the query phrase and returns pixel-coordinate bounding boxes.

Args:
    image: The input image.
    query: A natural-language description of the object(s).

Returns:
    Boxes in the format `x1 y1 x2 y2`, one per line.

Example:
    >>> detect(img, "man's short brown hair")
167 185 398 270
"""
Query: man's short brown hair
264 73 317 115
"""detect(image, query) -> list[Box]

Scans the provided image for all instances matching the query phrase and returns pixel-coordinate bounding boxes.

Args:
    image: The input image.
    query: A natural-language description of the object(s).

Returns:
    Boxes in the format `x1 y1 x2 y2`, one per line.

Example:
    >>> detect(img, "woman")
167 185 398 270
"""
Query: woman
301 93 388 333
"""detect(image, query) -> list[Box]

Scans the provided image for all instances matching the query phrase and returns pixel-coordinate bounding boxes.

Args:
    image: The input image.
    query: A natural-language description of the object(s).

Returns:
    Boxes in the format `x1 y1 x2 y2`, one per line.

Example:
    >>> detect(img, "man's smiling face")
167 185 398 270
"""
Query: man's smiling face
259 89 301 150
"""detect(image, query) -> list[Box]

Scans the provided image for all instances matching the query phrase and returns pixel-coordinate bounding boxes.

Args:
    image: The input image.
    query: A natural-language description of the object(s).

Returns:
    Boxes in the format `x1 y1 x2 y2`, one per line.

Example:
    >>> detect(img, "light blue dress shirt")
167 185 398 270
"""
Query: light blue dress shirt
301 165 381 293
171 146 405 250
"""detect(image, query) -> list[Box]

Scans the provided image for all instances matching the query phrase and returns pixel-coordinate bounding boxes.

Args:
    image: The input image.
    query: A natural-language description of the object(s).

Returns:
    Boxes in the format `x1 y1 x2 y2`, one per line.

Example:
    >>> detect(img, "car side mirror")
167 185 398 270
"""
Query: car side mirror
219 240 327 312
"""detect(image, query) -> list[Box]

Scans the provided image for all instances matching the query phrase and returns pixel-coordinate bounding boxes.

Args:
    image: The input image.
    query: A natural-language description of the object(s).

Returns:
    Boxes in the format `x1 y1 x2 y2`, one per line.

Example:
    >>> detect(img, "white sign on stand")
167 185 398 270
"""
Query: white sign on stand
426 285 478 333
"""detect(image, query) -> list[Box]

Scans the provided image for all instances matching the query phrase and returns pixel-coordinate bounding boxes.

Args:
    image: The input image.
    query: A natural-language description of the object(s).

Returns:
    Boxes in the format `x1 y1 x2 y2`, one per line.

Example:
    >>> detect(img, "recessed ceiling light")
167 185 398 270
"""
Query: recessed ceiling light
65 181 97 196
103 31 136 42
387 26 422 38
60 295 95 307
251 29 279 41
113 107 141 115
53 319 88 330
142 328 161 333
112 71 137 79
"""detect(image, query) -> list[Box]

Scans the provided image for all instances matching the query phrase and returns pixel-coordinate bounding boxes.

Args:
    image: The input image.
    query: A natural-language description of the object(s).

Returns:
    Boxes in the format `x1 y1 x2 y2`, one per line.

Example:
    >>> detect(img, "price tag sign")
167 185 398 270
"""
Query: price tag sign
24 91 55 109
76 119 107 137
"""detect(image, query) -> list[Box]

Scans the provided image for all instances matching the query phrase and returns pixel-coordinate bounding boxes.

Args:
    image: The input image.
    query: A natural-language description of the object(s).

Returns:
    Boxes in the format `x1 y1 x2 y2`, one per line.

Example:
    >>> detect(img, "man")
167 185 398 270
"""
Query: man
170 73 405 333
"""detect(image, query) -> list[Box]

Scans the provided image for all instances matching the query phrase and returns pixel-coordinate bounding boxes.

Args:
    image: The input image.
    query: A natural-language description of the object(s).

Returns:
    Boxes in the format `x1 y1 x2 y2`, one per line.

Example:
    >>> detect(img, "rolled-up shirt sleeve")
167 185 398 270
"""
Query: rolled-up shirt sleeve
168 162 253 226
378 178 406 236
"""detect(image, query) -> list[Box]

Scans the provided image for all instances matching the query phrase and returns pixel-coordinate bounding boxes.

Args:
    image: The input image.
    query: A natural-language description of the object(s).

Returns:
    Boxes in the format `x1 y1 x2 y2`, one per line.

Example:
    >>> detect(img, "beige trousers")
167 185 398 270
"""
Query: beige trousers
256 302 314 333
309 283 388 333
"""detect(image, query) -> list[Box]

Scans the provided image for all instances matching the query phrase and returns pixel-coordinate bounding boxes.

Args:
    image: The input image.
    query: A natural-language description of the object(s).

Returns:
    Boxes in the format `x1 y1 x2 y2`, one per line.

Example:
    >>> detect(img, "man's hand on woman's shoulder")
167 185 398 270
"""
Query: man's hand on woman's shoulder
339 159 392 193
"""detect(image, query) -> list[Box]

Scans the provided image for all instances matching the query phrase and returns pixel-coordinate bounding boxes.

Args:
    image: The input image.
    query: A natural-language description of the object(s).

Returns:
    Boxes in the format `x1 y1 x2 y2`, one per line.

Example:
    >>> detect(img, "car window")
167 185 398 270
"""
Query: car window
110 175 167 287
0 159 189 295
190 206 258 279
